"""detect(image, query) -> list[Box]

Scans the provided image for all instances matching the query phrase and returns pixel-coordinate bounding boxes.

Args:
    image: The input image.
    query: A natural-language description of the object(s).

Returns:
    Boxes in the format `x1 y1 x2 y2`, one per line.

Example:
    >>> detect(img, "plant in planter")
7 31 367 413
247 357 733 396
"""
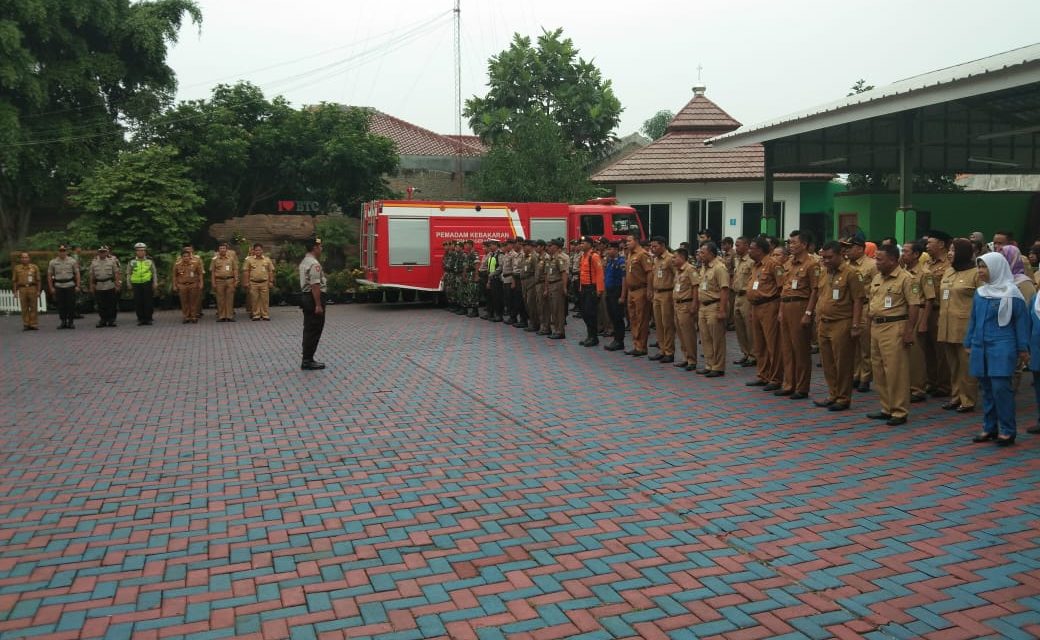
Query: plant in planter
273 262 299 306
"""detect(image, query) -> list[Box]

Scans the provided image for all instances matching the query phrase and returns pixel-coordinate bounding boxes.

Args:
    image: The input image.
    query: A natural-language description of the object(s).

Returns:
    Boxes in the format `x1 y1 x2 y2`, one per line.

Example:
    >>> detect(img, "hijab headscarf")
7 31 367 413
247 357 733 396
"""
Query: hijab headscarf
864 241 877 258
977 252 1024 327
1001 245 1030 284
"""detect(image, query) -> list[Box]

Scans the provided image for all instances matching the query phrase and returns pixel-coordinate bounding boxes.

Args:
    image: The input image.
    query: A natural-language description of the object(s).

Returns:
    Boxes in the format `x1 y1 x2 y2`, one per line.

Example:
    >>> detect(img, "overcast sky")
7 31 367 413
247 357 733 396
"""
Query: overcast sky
168 0 1040 138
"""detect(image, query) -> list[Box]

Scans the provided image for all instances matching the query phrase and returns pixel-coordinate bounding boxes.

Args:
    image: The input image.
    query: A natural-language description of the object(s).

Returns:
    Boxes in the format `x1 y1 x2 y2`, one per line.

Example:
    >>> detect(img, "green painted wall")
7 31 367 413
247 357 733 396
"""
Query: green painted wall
832 191 1035 241
800 181 847 242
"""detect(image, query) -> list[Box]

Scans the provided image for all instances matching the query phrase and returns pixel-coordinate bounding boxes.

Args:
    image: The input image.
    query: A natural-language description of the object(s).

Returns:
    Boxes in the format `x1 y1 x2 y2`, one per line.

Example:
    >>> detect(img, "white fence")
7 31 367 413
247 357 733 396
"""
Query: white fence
0 289 48 314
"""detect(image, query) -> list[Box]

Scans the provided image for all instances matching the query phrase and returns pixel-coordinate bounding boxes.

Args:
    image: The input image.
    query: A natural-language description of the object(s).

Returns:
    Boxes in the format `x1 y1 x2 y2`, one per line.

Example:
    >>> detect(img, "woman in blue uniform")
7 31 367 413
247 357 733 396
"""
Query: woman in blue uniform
964 252 1030 446
1028 288 1040 435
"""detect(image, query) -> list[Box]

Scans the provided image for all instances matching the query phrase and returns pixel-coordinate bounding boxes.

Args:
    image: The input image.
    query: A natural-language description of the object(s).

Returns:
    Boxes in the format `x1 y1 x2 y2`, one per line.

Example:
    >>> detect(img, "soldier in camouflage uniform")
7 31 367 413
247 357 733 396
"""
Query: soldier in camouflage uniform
442 241 456 311
459 240 480 317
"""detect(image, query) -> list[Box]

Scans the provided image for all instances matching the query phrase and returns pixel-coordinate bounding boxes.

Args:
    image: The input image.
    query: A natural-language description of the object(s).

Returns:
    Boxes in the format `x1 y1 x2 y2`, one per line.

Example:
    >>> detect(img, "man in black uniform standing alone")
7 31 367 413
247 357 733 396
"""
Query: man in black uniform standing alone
299 238 327 370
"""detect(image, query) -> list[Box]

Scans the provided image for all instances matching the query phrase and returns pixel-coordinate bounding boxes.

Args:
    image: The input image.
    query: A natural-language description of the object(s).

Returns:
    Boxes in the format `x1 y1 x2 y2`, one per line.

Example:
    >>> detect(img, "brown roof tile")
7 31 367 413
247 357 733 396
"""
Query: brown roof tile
444 134 488 153
667 94 742 133
368 111 484 157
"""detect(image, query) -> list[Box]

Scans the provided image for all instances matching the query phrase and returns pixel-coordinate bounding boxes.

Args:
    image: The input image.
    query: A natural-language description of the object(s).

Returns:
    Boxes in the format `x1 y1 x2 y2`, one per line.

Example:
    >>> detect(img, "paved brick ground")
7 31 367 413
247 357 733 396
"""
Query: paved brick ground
1 303 1038 640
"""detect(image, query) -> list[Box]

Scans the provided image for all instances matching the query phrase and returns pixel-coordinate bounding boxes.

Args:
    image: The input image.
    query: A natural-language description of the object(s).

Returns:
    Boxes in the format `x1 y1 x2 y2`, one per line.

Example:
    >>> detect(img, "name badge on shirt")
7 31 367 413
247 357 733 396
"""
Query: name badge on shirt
790 279 798 290
225 265 231 272
832 288 840 300
674 282 681 293
884 295 893 309
27 275 33 283
700 280 708 291
656 269 663 278
190 270 195 278
752 280 760 290
942 289 950 300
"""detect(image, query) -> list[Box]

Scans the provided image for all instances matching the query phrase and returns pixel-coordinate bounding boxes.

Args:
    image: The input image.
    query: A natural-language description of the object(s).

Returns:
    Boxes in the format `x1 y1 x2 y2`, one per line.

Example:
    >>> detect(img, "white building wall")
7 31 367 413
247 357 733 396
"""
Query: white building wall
615 181 803 248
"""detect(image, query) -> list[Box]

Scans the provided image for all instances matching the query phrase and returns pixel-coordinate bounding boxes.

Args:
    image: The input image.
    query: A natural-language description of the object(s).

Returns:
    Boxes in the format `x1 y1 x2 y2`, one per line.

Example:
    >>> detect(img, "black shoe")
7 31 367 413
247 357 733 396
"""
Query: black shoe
628 350 648 357
96 322 106 328
137 321 145 326
828 403 850 412
746 379 767 387
301 360 326 370
971 432 997 442
996 435 1016 447
955 405 975 413
866 411 892 420
23 326 31 331
262 317 270 321
910 393 928 403
648 353 663 361
733 357 748 365
584 339 599 347
1026 424 1040 435
773 389 794 397
762 383 781 392
857 382 871 392
705 371 724 378
741 360 757 368
523 326 538 332
789 392 808 400
467 309 479 318
659 355 674 363
673 361 688 368
941 401 961 411
886 416 907 426
695 369 709 375
813 399 835 407
229 318 236 322
685 364 697 371
548 333 565 340
603 342 624 351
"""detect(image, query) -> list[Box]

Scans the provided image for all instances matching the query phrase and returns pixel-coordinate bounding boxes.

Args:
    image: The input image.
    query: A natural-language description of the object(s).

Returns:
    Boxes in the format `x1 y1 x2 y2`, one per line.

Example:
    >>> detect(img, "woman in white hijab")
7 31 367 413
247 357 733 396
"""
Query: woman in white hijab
963 252 1030 445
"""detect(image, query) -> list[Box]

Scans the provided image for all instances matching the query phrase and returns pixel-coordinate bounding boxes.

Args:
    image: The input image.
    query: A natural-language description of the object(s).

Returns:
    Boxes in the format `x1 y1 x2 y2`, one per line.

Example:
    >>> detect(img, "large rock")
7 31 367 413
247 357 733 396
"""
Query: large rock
209 214 331 246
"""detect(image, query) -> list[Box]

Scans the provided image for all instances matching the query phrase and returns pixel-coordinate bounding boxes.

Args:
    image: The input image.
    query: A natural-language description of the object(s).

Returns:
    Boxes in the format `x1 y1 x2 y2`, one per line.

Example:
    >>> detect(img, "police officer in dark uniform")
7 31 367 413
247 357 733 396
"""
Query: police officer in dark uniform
299 238 327 370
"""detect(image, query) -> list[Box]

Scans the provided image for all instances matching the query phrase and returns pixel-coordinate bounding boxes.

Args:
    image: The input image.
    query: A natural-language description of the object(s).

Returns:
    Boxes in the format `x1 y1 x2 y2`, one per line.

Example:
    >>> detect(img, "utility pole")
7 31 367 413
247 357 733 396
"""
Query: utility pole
453 0 463 198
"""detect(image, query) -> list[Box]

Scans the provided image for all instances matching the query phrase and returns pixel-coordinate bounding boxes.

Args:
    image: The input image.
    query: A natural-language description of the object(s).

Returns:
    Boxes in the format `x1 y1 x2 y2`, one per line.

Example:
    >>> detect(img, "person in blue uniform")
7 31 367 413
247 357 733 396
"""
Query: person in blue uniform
1027 289 1040 435
964 252 1030 446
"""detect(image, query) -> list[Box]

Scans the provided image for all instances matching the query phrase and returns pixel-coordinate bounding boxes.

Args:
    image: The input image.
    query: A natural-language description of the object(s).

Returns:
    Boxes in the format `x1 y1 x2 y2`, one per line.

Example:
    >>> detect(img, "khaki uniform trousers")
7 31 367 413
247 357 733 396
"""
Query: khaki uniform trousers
818 317 855 406
780 299 812 394
698 303 727 372
652 290 675 356
178 285 200 320
941 341 977 409
751 299 782 384
214 279 235 320
546 280 566 334
871 320 911 419
733 293 753 359
924 311 951 395
909 336 928 396
627 288 650 351
249 282 270 319
19 287 39 328
523 280 541 330
854 311 872 383
673 299 698 365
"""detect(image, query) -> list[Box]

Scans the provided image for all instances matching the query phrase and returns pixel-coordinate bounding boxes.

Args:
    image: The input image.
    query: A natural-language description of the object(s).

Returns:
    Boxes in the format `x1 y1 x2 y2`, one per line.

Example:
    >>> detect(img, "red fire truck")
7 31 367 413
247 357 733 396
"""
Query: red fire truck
358 198 643 295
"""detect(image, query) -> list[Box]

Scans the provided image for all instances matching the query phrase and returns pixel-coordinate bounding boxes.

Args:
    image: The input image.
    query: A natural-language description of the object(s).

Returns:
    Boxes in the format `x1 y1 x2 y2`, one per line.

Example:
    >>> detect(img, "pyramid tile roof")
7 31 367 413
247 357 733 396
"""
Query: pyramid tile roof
667 94 742 133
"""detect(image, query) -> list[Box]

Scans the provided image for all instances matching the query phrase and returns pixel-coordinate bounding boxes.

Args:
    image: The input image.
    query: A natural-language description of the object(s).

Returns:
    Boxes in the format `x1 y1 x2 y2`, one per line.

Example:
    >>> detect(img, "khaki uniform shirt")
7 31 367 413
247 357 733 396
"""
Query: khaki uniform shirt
502 250 517 284
815 262 865 321
533 252 546 283
925 256 949 308
48 256 79 288
625 248 653 290
698 259 730 303
244 255 274 284
906 263 936 306
747 256 783 302
211 255 239 283
848 255 878 287
189 254 205 277
174 258 200 286
781 254 820 299
673 262 700 302
89 256 121 290
299 254 326 292
937 266 978 343
13 263 41 290
651 252 675 291
732 254 754 295
545 253 568 283
868 266 922 318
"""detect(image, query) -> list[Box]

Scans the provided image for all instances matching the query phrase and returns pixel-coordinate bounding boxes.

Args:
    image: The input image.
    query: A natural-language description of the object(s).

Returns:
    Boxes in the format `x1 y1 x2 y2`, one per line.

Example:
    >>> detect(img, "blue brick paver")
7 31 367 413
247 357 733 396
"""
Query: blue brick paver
1 303 1038 639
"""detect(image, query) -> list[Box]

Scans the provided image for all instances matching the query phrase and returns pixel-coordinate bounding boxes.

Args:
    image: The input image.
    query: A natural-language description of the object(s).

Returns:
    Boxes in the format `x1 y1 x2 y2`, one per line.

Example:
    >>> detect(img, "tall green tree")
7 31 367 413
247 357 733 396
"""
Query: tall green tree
0 0 202 250
464 28 622 159
69 145 204 252
641 110 675 141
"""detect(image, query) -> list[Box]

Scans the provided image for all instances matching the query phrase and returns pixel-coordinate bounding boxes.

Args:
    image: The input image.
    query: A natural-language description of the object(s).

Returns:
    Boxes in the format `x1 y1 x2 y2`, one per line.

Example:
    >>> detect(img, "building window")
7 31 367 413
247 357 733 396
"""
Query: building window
580 214 605 237
387 218 430 265
740 201 785 237
632 204 670 241
688 199 723 244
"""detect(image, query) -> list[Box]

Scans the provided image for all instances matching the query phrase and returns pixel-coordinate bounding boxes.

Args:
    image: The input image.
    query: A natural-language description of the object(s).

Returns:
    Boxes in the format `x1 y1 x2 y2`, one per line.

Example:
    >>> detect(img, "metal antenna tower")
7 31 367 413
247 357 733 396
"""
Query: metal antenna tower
453 0 463 197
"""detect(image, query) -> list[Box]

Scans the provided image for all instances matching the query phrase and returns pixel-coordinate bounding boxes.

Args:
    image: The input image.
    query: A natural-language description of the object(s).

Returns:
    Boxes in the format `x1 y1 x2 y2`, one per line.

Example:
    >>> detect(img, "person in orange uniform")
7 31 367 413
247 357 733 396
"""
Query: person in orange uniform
777 230 820 399
865 243 921 426
648 236 676 363
210 241 239 322
243 243 275 321
842 232 877 392
621 233 653 357
13 252 42 330
937 238 979 413
671 248 700 371
810 241 865 411
900 240 936 403
922 230 953 397
578 236 605 347
696 242 730 377
745 236 785 390
731 237 756 367
173 248 202 323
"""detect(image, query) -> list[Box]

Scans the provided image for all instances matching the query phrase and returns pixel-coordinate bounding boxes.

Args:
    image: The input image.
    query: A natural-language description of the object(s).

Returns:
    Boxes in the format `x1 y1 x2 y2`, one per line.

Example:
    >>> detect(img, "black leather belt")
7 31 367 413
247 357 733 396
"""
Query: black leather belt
819 317 851 323
54 278 74 283
873 315 908 324
701 299 719 306
216 276 235 280
655 287 673 292
751 295 779 306
736 291 746 296
781 296 808 303
674 298 693 303
94 277 113 282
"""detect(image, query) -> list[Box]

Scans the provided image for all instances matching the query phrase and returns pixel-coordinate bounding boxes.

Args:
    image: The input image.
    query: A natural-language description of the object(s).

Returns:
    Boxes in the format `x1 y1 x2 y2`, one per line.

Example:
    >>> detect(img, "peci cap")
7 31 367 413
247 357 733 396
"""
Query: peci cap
134 242 147 250
840 231 866 247
925 229 952 243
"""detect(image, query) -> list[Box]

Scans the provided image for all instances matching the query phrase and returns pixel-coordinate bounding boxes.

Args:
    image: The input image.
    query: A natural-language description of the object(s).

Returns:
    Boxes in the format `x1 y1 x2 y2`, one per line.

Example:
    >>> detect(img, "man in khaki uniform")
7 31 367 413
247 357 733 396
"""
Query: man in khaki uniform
777 230 820 399
695 242 730 377
183 244 205 318
621 233 653 356
211 241 239 322
922 230 953 397
243 243 275 321
13 252 41 330
745 237 784 389
866 243 921 426
901 240 936 402
88 245 122 327
543 239 569 339
521 240 541 332
648 236 675 363
731 237 755 367
671 248 700 370
173 248 202 323
842 232 877 392
811 241 865 411
48 244 80 329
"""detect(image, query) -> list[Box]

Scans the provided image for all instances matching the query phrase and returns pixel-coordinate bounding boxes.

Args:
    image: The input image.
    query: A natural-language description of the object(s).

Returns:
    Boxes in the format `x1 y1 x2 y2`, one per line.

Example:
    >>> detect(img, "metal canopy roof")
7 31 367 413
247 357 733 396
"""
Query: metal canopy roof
706 43 1040 174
